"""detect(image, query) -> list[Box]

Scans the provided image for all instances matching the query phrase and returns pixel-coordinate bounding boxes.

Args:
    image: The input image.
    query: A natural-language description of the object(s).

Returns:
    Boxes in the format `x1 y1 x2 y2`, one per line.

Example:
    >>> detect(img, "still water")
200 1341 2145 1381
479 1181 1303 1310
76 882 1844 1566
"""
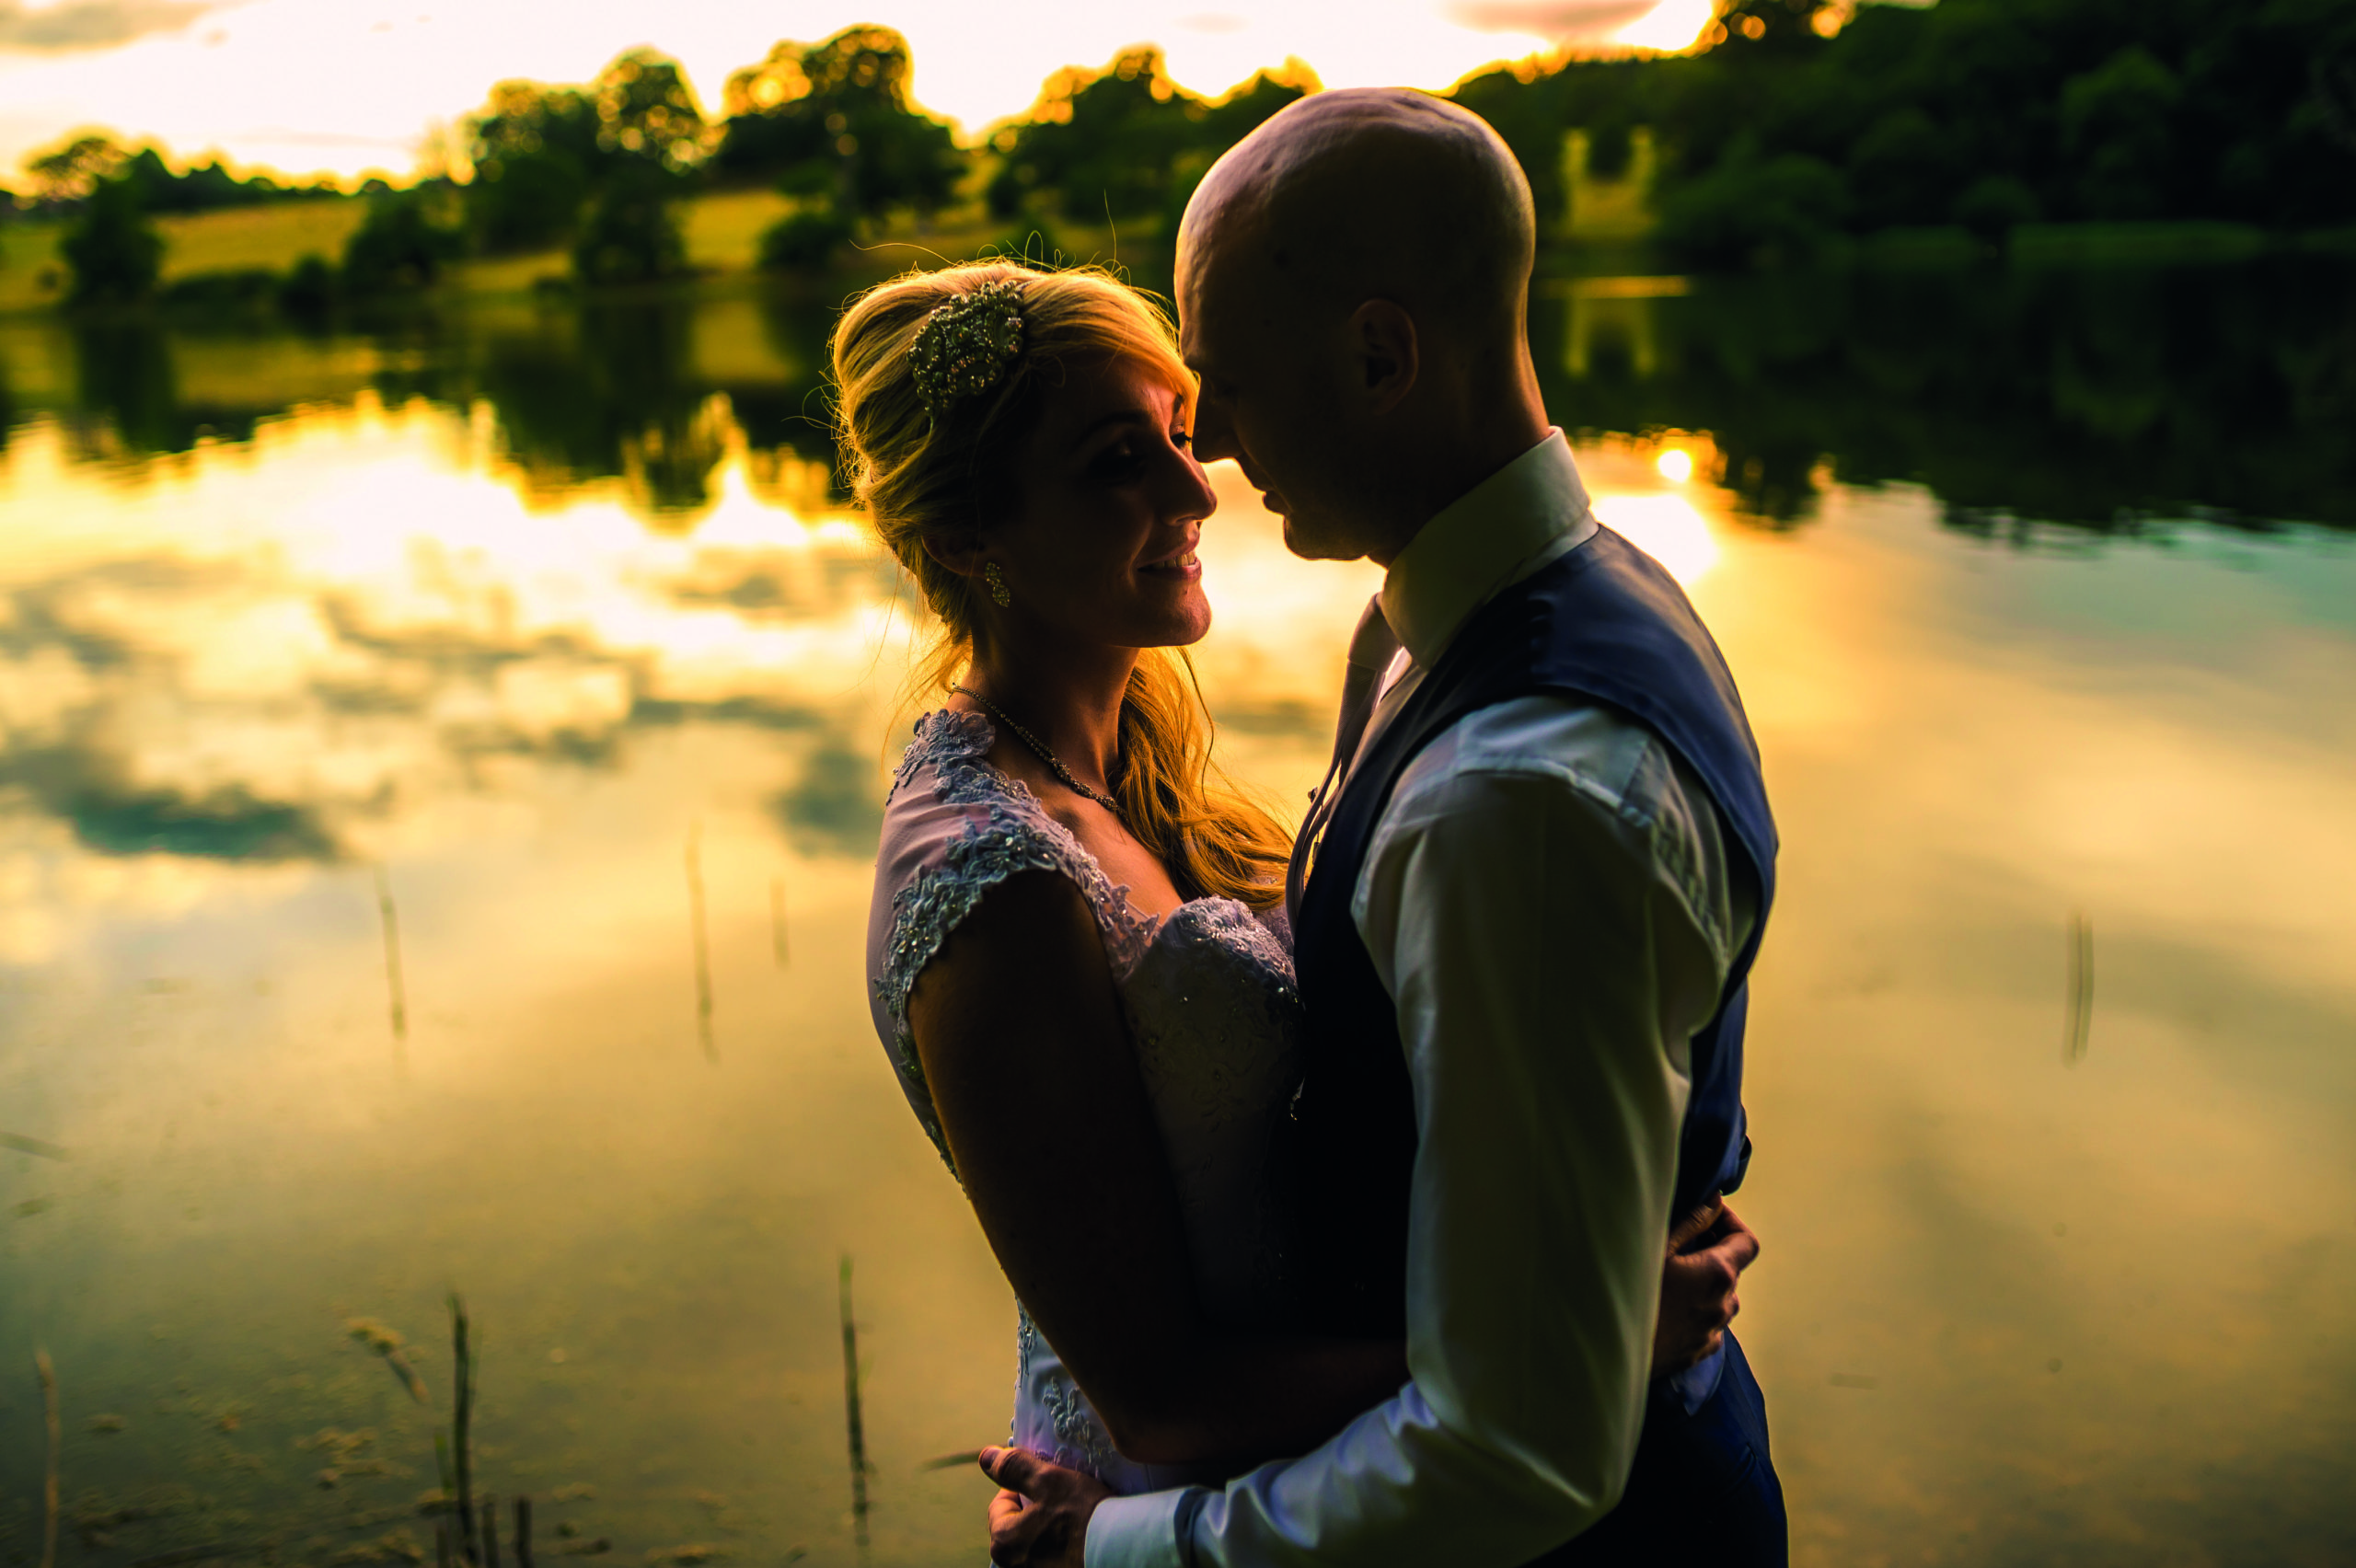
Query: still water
3 266 2352 1568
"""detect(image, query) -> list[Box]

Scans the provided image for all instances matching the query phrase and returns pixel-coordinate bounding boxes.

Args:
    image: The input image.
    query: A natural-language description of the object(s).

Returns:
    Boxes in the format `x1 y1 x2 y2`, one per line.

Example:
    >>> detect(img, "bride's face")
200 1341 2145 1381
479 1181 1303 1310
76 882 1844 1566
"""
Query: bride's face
985 353 1217 651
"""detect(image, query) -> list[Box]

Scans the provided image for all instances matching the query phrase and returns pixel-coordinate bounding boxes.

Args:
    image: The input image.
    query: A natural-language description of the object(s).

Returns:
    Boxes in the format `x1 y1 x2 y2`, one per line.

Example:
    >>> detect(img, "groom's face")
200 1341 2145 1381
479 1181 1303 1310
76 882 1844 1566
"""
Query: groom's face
1179 241 1372 564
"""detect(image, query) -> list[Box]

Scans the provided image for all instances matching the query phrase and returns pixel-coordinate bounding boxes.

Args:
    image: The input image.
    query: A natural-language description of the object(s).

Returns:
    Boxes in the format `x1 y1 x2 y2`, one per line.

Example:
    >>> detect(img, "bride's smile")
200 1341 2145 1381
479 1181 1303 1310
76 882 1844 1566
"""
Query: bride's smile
971 352 1218 654
1136 541 1202 582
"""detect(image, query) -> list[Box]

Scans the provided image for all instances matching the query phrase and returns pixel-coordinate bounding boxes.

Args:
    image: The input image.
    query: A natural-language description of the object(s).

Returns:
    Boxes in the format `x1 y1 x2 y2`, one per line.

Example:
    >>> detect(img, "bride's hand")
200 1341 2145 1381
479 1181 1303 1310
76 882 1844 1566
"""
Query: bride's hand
1651 1197 1760 1377
981 1445 1111 1568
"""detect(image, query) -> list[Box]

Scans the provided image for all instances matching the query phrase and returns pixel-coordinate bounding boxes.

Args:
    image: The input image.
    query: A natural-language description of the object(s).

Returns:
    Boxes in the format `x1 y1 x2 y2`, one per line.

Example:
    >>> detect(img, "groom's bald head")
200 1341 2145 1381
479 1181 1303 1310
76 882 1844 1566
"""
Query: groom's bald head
1178 88 1535 373
1175 89 1546 564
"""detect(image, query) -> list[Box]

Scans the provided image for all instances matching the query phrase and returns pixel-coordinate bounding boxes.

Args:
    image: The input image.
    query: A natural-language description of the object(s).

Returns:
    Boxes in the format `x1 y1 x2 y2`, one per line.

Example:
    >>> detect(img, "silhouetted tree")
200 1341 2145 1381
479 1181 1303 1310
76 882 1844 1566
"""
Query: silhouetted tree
2060 45 2181 220
719 27 961 219
466 80 601 254
1655 133 1848 268
756 209 853 272
342 191 467 293
25 135 319 216
60 177 163 305
25 133 127 204
464 50 708 259
1445 0 2356 266
987 50 1311 238
278 254 337 320
592 49 711 172
573 161 687 284
1951 174 2040 246
114 146 318 213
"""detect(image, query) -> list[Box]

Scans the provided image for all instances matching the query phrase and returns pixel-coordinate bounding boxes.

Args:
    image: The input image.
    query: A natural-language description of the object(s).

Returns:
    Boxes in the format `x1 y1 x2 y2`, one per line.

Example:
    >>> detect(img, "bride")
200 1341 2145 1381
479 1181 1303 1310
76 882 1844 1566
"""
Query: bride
845 261 1739 1499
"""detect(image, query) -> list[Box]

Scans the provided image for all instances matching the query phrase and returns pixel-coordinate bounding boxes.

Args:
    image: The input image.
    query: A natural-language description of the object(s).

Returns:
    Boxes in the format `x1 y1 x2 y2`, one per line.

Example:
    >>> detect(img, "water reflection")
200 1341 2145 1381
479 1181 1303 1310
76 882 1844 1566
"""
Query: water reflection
1535 259 2356 529
0 409 894 905
9 261 2353 536
1 266 2351 1566
3 288 847 525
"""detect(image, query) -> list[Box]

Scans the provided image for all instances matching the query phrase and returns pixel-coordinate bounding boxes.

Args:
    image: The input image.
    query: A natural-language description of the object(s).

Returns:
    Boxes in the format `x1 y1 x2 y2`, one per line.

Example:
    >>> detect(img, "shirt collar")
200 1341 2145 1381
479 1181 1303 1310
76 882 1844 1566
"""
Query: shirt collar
1378 429 1595 668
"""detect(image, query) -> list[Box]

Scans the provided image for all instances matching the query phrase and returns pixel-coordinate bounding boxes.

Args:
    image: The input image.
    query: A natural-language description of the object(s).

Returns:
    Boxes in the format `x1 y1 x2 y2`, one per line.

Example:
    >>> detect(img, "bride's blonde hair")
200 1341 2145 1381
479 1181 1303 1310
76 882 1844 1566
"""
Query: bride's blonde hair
833 260 1291 909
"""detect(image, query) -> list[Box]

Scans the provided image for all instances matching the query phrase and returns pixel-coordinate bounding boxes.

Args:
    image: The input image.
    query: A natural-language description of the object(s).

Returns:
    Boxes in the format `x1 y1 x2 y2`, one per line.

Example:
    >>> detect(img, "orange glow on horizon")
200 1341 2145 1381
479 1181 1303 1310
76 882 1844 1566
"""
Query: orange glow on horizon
0 0 1709 183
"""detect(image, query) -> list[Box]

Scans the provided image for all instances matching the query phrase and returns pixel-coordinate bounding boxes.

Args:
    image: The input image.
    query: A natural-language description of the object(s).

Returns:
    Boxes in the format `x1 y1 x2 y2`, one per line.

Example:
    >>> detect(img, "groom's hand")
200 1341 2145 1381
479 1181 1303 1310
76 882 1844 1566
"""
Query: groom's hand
1652 1197 1760 1377
981 1445 1111 1568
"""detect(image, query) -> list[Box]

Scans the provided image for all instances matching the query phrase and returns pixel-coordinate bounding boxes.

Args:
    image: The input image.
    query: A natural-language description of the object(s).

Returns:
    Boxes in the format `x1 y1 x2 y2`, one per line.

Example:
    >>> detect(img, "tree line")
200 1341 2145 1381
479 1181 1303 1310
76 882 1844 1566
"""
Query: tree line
1461 0 2356 264
17 0 2356 311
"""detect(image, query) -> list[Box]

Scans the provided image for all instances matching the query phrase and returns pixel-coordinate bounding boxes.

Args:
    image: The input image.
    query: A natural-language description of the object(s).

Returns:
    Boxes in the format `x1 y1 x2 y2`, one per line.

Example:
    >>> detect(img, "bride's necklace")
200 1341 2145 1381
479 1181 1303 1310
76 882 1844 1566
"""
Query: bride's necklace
951 684 1122 813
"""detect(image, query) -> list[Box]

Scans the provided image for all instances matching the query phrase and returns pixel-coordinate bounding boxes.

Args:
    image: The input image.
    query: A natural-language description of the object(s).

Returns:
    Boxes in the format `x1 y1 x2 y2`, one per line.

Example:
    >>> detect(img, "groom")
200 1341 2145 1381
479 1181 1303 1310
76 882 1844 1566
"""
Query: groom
988 89 1784 1566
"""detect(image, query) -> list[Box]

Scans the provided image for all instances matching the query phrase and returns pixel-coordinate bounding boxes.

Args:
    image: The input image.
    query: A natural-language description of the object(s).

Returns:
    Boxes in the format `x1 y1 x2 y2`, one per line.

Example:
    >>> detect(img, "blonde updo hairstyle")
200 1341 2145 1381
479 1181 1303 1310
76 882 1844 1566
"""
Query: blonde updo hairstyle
833 260 1289 910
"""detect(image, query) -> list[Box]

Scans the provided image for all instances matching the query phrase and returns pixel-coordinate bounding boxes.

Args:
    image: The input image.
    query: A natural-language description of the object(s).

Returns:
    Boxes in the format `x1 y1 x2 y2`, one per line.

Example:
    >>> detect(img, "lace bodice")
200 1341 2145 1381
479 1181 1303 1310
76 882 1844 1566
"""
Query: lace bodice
863 709 1305 1492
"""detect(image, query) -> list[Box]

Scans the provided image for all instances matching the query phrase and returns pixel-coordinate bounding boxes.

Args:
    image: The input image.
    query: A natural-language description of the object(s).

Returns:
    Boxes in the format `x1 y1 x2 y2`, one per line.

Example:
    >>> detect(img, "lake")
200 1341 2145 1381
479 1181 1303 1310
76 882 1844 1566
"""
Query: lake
3 259 2352 1568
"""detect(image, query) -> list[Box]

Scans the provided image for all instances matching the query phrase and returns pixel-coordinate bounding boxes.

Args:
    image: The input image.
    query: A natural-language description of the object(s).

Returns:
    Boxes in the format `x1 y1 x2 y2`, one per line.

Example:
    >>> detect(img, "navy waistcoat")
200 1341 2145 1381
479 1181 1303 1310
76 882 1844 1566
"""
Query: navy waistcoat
1287 525 1778 1335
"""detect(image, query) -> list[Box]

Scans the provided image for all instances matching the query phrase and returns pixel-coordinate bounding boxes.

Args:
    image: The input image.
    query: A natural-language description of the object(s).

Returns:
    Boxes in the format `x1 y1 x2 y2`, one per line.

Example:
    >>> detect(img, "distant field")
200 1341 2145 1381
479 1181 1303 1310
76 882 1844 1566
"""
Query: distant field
7 186 2354 319
3 189 874 313
159 197 369 277
0 189 1156 316
0 222 63 313
0 200 368 313
681 187 794 272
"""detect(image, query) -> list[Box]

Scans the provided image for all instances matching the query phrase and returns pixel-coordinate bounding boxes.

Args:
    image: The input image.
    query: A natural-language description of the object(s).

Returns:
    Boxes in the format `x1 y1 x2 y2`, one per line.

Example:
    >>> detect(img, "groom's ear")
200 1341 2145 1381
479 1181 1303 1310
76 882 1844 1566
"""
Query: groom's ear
1347 300 1419 417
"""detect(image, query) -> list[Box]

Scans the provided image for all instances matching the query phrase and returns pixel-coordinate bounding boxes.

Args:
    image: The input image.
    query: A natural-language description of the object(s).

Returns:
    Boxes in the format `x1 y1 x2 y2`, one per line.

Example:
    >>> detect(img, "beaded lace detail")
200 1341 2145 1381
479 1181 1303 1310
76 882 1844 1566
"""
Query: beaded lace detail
875 711 1152 1160
869 708 1305 1490
1020 1306 1116 1472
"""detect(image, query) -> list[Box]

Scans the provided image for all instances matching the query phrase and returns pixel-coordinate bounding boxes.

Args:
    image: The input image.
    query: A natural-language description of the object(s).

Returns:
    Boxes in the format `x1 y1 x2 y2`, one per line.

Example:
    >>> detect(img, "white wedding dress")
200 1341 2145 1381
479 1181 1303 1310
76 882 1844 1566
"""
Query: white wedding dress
864 709 1305 1493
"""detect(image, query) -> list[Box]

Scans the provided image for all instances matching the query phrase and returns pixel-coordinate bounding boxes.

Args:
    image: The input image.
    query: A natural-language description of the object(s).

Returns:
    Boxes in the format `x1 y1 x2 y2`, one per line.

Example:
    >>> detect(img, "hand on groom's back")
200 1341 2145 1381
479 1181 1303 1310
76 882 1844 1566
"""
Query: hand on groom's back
1653 1199 1761 1377
982 1445 1107 1568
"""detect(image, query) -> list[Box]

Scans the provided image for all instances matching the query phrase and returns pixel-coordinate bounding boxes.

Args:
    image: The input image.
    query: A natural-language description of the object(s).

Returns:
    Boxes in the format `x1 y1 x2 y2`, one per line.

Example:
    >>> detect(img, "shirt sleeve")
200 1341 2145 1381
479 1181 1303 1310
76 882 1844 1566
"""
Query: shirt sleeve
1086 698 1743 1568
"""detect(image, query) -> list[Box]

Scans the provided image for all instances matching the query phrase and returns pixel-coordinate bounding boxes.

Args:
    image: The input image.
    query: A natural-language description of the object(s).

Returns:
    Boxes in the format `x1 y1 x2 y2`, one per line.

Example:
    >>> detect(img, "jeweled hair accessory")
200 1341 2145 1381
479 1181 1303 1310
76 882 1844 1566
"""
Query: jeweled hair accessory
908 279 1027 417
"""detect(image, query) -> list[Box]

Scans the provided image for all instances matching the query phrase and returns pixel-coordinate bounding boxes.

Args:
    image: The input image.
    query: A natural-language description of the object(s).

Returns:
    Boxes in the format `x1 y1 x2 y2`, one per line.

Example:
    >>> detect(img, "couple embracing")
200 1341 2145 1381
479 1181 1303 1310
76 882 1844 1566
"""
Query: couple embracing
849 88 1784 1568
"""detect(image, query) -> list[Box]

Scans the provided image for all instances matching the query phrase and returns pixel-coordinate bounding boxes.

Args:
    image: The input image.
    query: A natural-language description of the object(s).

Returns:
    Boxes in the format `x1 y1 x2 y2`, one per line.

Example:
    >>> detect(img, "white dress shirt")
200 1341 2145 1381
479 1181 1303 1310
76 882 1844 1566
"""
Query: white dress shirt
1087 432 1756 1568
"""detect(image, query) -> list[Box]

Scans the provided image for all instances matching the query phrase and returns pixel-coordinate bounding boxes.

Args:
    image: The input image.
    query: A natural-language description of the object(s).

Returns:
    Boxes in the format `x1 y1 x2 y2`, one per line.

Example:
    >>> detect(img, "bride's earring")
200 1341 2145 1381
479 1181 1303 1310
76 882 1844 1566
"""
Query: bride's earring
985 561 1011 607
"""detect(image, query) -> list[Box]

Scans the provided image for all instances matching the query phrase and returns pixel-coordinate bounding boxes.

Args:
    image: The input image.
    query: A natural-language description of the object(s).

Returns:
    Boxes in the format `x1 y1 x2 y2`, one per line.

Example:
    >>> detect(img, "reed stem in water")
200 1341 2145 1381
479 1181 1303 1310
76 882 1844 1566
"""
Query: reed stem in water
2064 912 2094 1065
451 1294 476 1563
769 875 790 970
839 1256 870 1548
36 1350 59 1568
686 824 715 1062
375 866 409 1053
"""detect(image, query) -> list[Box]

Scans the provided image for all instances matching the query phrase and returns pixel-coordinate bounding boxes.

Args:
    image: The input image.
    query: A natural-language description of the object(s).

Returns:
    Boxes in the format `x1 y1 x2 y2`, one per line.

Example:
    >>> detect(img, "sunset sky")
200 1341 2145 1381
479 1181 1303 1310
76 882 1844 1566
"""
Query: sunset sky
0 0 1719 187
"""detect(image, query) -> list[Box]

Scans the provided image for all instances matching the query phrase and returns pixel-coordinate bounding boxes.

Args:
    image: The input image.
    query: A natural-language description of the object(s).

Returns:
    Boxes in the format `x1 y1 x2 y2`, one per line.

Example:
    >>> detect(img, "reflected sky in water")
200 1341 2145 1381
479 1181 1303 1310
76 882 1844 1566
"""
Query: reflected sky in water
1 277 2351 1566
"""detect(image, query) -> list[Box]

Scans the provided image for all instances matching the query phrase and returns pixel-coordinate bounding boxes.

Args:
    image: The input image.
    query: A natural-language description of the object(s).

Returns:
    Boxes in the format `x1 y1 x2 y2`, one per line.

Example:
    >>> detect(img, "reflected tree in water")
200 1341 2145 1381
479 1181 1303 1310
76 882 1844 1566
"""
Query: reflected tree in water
466 298 726 519
14 257 2355 534
64 317 269 458
66 317 192 457
728 289 846 474
1538 260 2356 529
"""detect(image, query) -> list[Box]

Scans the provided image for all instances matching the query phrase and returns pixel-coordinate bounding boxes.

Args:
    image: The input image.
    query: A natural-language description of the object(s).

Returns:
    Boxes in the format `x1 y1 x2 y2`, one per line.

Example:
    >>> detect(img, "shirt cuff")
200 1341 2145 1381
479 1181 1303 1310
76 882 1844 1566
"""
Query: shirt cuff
1084 1486 1190 1568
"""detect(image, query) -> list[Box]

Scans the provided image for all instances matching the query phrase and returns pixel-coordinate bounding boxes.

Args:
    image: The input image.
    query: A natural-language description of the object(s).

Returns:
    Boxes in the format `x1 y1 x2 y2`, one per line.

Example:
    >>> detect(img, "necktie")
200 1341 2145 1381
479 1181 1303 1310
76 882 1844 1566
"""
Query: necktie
1285 596 1401 924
